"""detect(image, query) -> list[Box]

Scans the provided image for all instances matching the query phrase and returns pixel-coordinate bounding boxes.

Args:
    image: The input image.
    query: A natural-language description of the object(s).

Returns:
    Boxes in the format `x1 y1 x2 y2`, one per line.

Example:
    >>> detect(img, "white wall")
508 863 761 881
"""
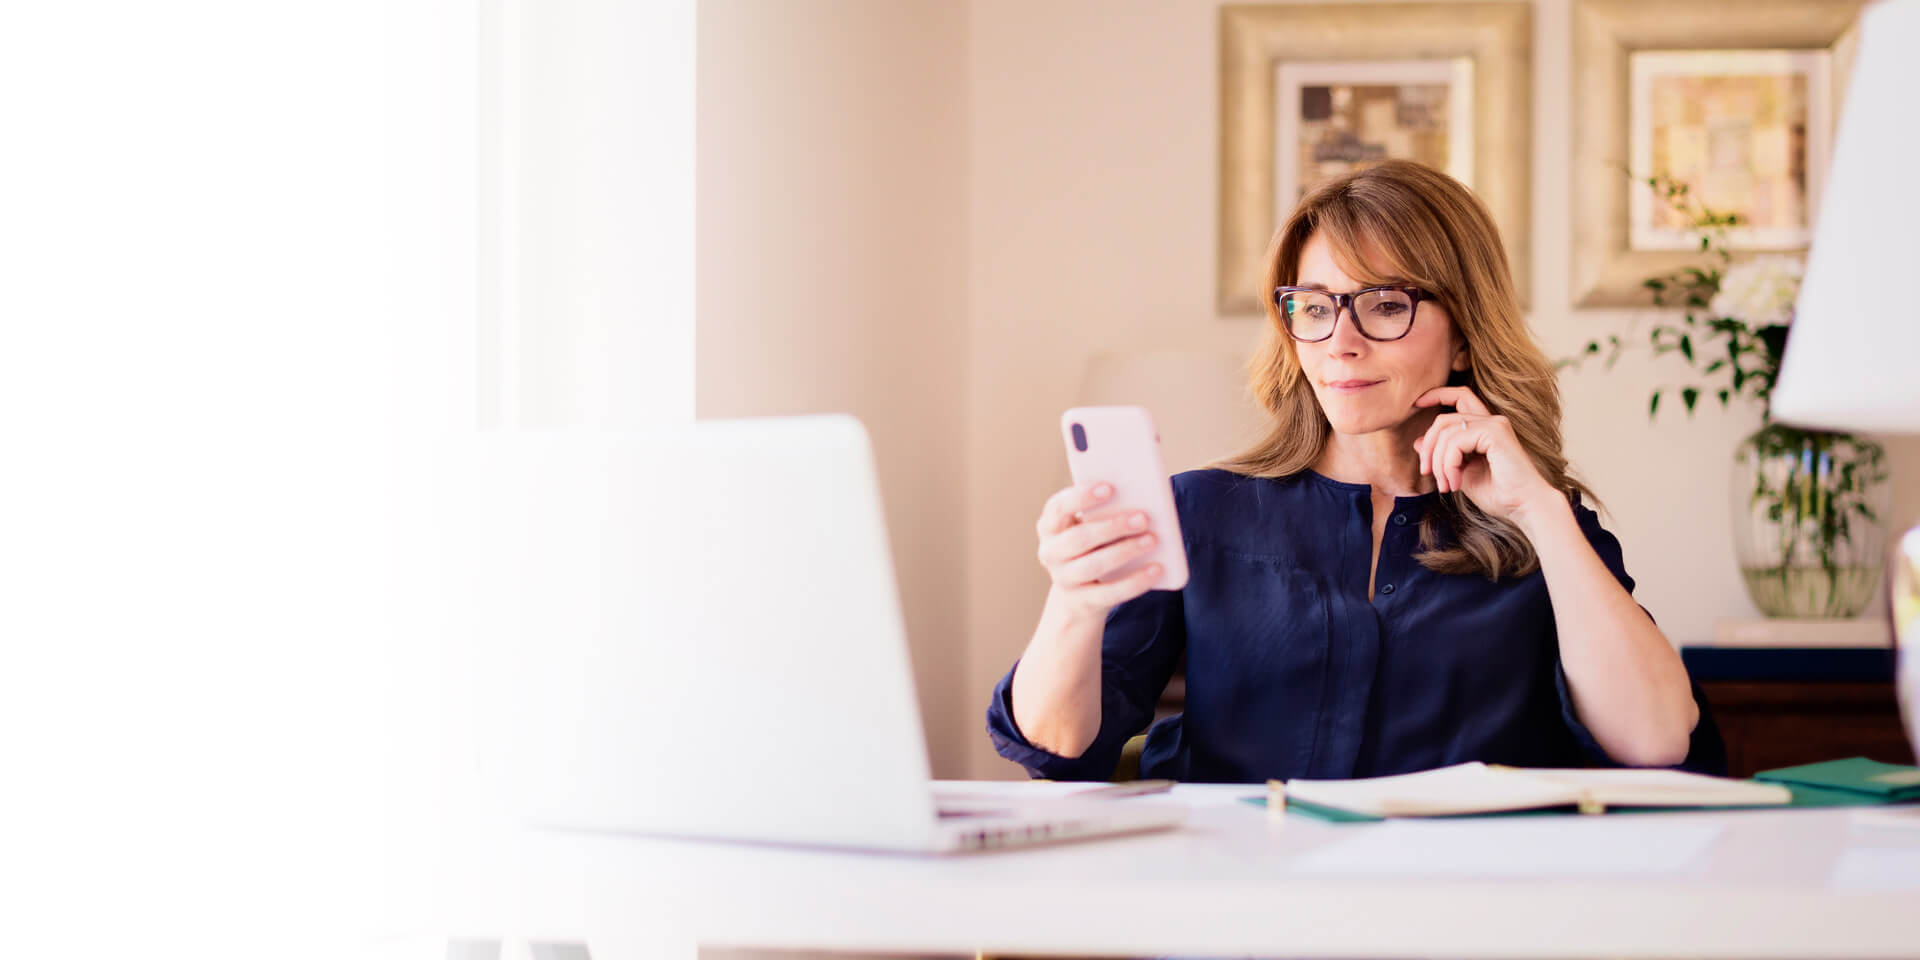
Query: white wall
489 0 697 428
1 1 488 954
960 0 1920 778
697 0 973 776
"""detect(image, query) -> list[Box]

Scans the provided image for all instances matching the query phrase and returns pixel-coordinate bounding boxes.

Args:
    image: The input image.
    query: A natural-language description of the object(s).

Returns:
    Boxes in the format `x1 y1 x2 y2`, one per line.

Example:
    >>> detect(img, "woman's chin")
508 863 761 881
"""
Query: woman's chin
1323 408 1407 437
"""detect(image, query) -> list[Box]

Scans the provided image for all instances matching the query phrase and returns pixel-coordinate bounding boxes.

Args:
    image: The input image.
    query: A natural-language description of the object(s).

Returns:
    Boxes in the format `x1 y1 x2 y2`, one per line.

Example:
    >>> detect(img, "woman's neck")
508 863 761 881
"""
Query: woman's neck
1312 415 1440 497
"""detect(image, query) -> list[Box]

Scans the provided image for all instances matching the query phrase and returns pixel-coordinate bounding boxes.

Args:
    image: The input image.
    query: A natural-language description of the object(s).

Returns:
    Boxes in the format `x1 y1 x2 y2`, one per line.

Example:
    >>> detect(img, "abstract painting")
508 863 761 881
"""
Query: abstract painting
1275 59 1475 224
1629 50 1831 251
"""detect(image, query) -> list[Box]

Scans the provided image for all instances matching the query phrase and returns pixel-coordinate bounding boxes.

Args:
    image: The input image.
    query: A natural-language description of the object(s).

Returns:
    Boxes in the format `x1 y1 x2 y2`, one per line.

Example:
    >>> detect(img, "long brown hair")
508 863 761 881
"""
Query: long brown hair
1213 160 1593 580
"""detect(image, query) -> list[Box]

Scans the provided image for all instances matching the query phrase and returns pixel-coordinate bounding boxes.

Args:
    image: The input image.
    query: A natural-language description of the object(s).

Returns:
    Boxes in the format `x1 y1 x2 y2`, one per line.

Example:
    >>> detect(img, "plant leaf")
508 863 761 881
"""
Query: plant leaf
1682 387 1700 413
1680 335 1694 363
1649 390 1662 420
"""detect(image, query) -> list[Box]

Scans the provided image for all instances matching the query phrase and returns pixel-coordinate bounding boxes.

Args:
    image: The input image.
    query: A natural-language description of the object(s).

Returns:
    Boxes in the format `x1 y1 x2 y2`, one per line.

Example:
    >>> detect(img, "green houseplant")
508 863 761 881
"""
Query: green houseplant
1563 176 1890 618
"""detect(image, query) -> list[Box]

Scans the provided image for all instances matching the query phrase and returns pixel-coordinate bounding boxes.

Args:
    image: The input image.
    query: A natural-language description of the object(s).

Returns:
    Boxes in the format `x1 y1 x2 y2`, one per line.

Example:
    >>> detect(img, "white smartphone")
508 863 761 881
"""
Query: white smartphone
1060 405 1189 591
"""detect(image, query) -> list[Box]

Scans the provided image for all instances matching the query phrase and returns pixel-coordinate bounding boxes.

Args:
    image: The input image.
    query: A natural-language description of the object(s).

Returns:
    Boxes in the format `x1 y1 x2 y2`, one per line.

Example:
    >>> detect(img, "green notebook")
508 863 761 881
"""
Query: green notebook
1753 757 1920 802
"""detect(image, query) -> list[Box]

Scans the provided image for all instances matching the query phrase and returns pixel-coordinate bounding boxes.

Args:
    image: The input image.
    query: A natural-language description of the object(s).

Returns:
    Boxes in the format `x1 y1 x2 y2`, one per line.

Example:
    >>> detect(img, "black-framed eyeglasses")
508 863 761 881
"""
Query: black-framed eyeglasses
1273 285 1434 342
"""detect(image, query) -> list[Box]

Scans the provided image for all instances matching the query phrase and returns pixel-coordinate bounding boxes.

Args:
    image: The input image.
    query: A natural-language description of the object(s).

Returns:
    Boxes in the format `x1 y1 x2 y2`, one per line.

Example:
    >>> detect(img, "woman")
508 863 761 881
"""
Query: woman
986 160 1723 783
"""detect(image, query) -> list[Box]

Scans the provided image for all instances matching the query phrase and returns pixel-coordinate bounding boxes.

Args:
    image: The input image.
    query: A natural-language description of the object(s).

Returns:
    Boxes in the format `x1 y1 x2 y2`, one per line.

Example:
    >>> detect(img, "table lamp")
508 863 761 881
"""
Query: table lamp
1769 0 1920 754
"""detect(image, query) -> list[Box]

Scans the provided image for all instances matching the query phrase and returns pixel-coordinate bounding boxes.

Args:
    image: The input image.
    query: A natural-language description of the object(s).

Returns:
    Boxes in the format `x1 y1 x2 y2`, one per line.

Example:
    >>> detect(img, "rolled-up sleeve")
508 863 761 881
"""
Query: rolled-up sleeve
1555 495 1727 774
985 585 1187 780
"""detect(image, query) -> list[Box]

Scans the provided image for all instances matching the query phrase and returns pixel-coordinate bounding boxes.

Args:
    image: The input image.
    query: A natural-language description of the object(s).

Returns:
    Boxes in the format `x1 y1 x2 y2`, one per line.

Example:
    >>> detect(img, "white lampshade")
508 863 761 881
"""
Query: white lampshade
1770 0 1920 435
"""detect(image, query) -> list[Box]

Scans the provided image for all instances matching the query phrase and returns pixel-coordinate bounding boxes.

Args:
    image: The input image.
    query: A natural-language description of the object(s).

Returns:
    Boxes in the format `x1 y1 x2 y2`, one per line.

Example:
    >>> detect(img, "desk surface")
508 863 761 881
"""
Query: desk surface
442 780 1920 960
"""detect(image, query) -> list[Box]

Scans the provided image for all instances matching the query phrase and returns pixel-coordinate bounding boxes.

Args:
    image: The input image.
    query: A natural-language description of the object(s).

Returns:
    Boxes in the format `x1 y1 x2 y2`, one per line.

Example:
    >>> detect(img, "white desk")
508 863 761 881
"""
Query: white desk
439 781 1920 960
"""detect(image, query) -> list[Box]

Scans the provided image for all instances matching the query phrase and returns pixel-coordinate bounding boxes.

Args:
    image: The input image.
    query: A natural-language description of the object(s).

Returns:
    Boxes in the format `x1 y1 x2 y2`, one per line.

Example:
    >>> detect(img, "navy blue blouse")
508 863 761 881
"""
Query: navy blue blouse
986 468 1725 783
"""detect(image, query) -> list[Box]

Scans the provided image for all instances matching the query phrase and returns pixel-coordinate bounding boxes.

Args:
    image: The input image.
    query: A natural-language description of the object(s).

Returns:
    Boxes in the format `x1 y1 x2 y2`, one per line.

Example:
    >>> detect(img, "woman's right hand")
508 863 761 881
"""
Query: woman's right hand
1034 482 1163 617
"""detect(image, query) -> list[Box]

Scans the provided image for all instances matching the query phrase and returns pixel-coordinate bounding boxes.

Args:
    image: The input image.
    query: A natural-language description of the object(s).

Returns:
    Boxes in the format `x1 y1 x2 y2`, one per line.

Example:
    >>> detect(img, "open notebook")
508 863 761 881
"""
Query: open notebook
1276 762 1793 818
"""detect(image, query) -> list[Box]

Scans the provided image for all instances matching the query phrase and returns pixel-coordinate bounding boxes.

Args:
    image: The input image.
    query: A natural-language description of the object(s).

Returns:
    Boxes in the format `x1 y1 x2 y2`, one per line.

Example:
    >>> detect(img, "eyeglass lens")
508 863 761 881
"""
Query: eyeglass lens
1281 289 1416 341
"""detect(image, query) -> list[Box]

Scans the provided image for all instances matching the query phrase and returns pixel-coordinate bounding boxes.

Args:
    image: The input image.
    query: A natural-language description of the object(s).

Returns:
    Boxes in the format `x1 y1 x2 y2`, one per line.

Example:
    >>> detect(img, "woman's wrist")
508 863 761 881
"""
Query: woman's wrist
1042 585 1109 634
1509 486 1574 541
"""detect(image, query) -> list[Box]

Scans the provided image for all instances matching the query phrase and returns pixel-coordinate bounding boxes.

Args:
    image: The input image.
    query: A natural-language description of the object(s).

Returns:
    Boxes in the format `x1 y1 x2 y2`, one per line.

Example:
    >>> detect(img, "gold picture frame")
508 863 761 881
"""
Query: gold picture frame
1218 3 1532 316
1570 0 1866 307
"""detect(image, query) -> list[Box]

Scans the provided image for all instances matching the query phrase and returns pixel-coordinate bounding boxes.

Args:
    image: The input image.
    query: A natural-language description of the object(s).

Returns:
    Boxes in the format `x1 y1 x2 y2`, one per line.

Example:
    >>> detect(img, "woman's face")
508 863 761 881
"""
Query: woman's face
1291 230 1469 437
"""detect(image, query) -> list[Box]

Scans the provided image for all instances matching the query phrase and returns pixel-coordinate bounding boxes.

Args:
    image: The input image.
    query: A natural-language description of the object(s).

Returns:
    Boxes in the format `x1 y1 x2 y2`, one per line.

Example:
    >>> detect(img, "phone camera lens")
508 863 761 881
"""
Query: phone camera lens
1070 423 1088 452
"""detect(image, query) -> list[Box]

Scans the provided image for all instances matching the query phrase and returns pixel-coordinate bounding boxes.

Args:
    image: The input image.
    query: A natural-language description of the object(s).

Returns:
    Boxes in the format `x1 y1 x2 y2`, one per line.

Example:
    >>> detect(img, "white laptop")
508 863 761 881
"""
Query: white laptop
454 414 1184 854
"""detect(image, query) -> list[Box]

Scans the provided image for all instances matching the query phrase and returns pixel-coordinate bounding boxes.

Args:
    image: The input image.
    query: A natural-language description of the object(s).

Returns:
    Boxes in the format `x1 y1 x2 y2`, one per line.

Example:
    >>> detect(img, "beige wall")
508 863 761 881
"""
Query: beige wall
963 0 1262 780
697 0 1920 782
697 0 972 775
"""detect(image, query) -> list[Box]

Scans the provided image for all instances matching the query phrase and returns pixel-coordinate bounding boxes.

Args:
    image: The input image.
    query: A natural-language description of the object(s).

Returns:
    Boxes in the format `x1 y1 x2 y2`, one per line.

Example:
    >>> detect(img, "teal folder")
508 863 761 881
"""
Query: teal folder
1753 757 1920 802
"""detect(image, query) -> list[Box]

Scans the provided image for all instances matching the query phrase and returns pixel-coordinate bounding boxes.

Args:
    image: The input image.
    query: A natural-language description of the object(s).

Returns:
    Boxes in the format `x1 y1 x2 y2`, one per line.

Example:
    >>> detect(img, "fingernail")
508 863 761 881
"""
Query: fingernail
1141 534 1157 547
1094 484 1111 498
1128 513 1147 529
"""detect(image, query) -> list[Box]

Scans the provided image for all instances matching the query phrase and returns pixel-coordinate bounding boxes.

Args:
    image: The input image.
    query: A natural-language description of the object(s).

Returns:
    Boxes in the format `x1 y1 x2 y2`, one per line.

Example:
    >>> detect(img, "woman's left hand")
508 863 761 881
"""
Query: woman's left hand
1412 386 1562 526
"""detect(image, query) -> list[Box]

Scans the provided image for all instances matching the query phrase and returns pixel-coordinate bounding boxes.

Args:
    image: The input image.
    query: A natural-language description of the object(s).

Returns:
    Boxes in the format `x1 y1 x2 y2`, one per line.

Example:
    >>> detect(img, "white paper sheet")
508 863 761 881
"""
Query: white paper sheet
1828 847 1920 891
1288 817 1726 877
1851 806 1920 831
1167 784 1269 808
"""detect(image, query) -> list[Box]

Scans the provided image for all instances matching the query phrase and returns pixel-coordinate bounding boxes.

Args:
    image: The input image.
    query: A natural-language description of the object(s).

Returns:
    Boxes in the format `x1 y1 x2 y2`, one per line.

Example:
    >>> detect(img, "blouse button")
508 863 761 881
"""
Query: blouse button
1380 583 1396 595
1393 513 1408 526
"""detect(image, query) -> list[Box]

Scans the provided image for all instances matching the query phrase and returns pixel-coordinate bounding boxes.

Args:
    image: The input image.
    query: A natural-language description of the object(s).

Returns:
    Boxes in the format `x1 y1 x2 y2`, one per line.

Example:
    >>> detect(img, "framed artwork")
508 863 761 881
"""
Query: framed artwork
1219 3 1530 316
1274 59 1476 227
1570 0 1866 306
1628 50 1832 251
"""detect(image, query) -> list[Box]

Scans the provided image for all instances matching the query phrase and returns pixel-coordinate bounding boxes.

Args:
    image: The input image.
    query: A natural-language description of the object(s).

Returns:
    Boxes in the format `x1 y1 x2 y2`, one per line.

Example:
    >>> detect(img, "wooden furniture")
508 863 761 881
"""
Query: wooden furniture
1701 680 1913 777
1683 643 1912 777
